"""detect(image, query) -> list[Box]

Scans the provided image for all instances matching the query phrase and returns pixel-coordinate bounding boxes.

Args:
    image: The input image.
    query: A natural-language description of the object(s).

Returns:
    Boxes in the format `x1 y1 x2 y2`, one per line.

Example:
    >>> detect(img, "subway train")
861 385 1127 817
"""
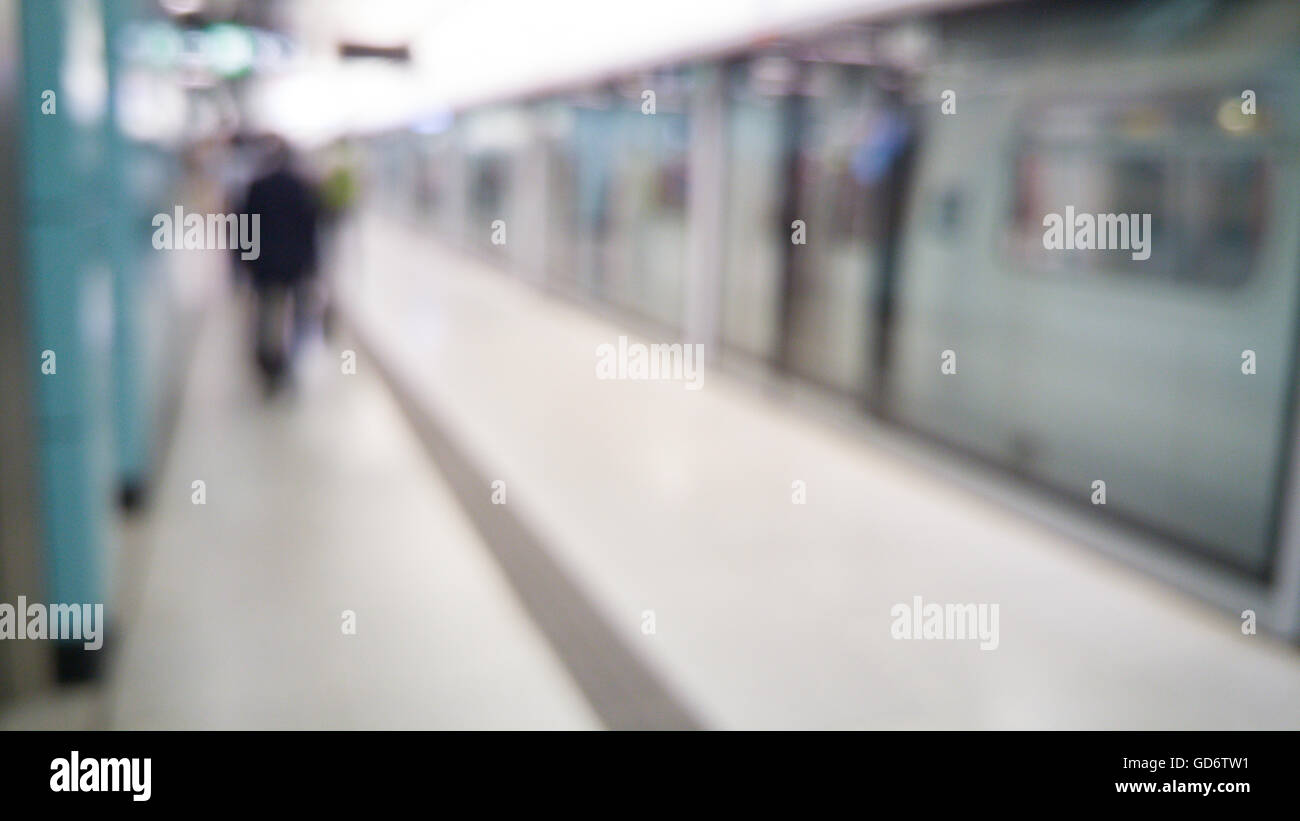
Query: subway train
359 0 1300 638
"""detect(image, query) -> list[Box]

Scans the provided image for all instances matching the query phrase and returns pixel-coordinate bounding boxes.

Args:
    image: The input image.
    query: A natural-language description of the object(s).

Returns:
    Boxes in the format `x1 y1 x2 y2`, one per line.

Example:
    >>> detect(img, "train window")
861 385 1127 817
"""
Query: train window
1176 155 1270 286
1007 93 1271 288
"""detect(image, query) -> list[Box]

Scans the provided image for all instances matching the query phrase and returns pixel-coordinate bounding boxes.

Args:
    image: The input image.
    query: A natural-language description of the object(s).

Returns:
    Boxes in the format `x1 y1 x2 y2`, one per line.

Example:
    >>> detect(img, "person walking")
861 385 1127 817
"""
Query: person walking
238 135 321 391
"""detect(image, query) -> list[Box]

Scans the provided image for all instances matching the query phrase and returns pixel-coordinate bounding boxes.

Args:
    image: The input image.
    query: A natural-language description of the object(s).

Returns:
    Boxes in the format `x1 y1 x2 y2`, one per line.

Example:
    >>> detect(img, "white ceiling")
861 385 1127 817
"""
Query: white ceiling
250 0 985 144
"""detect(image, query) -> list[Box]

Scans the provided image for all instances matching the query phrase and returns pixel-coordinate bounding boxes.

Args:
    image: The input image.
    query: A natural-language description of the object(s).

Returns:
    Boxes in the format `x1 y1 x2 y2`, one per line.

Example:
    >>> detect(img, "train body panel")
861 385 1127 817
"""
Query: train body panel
356 0 1300 636
893 28 1300 576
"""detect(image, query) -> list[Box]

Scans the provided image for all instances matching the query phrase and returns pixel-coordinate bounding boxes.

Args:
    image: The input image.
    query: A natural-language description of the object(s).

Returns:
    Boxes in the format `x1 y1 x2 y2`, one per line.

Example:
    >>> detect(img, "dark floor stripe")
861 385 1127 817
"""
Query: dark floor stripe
346 315 703 731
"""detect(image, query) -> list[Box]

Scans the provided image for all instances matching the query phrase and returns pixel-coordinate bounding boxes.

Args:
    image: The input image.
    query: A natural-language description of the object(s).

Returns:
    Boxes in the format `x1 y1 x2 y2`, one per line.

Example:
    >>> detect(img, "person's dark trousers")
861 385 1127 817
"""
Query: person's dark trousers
254 282 292 384
289 276 324 353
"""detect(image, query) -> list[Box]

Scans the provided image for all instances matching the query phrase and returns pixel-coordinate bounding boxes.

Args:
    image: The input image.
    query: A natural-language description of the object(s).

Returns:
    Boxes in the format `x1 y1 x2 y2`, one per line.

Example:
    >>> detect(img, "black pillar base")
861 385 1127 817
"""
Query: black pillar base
54 636 109 685
118 476 147 513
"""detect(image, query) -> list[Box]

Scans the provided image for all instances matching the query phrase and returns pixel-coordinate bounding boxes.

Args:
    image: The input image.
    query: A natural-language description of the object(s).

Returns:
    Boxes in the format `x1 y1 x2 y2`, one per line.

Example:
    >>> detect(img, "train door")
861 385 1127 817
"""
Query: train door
569 90 619 300
891 20 1300 579
719 54 792 365
603 70 690 330
779 57 907 402
998 65 1300 575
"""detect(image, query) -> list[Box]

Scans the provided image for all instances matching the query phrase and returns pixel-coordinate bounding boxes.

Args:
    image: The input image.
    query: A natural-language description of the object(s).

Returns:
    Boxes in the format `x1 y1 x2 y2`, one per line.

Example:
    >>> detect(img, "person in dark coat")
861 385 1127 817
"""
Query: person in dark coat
238 135 321 389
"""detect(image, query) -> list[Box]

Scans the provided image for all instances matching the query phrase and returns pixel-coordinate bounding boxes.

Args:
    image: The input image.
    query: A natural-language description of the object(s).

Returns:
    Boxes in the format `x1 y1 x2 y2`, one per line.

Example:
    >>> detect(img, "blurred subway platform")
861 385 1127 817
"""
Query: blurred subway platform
3 275 600 730
336 210 1300 729
3 205 1300 729
5 0 1300 734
